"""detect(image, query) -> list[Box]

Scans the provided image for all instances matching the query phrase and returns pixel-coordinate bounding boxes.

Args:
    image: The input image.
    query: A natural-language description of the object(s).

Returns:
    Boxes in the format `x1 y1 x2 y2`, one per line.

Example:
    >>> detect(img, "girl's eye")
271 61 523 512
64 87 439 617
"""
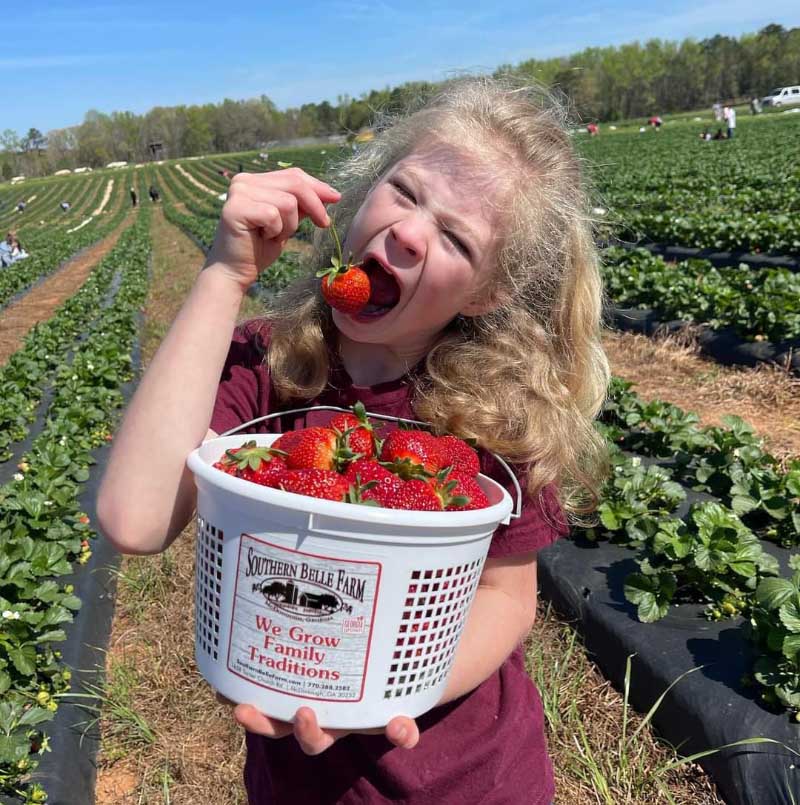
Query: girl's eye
391 181 415 203
444 231 470 257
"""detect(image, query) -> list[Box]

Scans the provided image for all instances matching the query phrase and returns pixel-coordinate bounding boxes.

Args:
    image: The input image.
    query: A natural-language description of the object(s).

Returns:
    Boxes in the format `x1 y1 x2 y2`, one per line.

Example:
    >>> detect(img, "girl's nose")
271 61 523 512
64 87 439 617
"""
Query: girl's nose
389 217 426 262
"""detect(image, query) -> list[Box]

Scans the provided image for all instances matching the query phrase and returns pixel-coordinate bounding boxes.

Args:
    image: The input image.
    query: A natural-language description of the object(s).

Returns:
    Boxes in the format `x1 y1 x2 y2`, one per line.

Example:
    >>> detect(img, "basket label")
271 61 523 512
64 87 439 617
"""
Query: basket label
227 534 381 702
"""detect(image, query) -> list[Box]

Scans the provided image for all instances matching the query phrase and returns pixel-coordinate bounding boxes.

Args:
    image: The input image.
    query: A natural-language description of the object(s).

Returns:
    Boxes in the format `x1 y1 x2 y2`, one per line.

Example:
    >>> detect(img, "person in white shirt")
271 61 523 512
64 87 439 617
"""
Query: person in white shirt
724 106 737 139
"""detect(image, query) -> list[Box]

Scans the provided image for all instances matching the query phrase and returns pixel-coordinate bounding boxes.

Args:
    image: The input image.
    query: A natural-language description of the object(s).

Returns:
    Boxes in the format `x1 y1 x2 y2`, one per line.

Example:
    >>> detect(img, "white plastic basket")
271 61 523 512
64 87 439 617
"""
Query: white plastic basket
186 406 515 729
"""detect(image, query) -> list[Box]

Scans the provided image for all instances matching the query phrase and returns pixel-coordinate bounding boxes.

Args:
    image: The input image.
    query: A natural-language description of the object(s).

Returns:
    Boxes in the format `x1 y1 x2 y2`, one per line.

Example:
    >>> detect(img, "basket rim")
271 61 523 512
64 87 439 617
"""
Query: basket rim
188 434 514 528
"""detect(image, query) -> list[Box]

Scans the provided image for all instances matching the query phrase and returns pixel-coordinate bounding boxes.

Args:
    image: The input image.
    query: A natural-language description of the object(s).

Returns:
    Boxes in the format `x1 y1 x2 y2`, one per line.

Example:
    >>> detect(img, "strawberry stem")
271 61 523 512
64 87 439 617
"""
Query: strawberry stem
329 216 344 267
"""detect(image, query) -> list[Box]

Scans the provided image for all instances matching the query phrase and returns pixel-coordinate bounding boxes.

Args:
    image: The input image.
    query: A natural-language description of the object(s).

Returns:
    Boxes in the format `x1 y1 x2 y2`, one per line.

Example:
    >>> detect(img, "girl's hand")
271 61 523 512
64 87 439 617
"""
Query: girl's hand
216 694 420 755
205 168 341 292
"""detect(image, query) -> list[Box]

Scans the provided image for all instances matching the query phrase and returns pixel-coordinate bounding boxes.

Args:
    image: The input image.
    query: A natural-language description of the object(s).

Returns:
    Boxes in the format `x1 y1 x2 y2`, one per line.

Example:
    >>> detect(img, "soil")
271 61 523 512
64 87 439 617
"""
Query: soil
0 215 132 367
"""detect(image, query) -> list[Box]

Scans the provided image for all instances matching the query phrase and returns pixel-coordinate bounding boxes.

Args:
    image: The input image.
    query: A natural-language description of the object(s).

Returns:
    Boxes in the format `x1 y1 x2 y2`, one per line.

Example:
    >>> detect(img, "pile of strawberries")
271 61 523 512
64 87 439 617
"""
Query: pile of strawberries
212 403 489 512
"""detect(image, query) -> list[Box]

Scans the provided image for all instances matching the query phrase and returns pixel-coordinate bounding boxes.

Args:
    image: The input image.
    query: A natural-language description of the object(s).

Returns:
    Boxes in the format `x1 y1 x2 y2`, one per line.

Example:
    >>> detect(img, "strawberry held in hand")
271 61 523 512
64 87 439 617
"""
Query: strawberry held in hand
316 219 371 315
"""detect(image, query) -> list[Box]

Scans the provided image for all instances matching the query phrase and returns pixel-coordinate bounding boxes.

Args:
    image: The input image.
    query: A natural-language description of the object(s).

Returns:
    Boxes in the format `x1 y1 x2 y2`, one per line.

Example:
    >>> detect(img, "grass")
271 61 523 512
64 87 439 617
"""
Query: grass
527 606 723 804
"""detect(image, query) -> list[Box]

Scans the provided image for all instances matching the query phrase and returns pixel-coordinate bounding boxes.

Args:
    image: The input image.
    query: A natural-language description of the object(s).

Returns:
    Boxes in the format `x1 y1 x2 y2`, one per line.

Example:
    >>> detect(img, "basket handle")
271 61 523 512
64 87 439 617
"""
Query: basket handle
218 405 522 520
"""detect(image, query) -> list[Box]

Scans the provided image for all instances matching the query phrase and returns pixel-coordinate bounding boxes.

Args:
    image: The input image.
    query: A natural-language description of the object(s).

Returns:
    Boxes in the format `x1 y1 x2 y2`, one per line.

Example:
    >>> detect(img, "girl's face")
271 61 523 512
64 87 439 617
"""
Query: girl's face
336 144 504 354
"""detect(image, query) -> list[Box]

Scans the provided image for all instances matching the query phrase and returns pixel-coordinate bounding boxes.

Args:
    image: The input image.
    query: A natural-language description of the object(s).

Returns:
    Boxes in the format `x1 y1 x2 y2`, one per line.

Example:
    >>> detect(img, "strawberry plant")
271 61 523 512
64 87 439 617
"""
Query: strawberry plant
586 452 686 545
0 208 150 801
749 556 800 717
624 501 779 623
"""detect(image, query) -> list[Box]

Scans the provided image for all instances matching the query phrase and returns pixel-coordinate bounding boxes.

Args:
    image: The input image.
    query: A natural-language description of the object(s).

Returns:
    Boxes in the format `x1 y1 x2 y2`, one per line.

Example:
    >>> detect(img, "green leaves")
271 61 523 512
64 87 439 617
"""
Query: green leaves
0 206 152 799
602 247 800 343
625 571 677 623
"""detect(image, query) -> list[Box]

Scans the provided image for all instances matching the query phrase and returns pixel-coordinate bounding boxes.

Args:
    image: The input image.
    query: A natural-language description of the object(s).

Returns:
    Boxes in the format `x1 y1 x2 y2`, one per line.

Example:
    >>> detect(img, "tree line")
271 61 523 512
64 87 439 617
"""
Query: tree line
1 23 797 179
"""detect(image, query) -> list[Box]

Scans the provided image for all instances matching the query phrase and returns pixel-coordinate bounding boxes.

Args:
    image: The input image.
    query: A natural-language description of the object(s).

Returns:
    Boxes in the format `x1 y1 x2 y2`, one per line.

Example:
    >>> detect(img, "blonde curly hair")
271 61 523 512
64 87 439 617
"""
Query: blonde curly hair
263 74 610 517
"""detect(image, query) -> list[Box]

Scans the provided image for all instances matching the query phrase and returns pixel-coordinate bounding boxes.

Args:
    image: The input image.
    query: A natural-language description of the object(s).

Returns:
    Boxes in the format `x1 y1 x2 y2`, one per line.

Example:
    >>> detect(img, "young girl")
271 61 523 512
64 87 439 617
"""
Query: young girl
98 75 609 804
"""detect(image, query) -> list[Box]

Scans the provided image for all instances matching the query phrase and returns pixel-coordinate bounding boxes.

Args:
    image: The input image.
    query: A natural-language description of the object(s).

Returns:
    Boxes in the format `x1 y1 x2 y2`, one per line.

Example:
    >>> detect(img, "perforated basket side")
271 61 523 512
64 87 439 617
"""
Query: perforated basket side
195 515 224 661
383 558 485 699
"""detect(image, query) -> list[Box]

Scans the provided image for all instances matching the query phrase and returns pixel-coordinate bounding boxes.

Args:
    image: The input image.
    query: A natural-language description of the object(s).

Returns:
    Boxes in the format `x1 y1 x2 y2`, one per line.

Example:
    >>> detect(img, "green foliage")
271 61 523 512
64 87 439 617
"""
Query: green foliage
0 211 151 800
750 557 800 715
603 248 800 342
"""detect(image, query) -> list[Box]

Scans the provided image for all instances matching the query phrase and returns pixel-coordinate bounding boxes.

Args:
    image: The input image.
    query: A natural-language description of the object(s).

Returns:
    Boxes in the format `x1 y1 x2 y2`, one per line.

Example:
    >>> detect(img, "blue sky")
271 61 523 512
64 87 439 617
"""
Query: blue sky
4 0 799 135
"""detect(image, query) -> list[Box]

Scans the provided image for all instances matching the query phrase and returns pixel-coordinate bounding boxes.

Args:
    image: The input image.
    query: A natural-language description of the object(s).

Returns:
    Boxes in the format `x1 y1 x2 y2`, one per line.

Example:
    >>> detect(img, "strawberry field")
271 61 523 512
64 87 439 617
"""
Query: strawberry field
0 110 799 804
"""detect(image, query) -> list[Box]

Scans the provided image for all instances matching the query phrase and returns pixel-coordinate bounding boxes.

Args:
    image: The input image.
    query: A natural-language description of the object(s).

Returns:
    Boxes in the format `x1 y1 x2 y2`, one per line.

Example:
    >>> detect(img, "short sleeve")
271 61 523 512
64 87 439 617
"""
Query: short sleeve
210 320 273 436
480 453 569 559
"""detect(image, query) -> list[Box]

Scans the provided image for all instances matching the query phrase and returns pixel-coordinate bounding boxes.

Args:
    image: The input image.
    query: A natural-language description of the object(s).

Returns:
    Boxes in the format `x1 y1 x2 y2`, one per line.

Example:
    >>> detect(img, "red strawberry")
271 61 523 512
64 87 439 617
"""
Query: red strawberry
344 458 403 505
213 441 287 487
240 459 287 488
272 429 306 454
279 469 349 502
315 222 371 315
385 478 443 511
443 475 490 511
437 435 480 478
379 429 441 479
285 427 338 470
285 426 360 472
318 262 371 315
329 402 376 460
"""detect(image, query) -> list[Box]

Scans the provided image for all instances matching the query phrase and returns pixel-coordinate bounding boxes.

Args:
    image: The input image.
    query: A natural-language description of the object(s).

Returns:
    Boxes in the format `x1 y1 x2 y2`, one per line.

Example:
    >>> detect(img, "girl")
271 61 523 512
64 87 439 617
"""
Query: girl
98 75 609 804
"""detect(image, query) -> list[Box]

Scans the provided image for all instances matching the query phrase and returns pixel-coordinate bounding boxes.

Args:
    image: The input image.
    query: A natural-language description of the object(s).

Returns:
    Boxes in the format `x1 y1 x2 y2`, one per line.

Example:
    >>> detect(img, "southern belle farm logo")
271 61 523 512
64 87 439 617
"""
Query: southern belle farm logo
227 535 381 700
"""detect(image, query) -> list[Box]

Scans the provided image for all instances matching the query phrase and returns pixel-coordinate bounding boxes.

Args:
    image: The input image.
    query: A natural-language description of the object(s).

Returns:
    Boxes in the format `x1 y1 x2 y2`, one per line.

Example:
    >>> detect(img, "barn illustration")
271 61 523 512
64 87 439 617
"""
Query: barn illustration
260 580 341 613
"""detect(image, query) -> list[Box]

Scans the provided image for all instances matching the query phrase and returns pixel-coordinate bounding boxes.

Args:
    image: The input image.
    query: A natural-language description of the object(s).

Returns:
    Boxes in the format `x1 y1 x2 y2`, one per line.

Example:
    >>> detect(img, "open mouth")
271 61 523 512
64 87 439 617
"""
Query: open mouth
356 258 402 319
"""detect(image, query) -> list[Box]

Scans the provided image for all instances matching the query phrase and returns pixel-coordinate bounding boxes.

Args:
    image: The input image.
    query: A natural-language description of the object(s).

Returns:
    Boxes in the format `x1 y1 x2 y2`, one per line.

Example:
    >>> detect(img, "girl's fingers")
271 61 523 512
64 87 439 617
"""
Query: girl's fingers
223 197 287 242
244 185 327 231
231 169 340 228
292 707 346 755
385 715 420 749
232 704 294 738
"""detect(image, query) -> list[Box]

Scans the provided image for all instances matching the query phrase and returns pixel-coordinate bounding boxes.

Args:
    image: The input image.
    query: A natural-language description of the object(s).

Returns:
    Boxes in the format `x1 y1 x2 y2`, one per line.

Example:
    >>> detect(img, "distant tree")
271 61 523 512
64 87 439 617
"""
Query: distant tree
1 161 12 181
24 128 46 154
0 129 20 153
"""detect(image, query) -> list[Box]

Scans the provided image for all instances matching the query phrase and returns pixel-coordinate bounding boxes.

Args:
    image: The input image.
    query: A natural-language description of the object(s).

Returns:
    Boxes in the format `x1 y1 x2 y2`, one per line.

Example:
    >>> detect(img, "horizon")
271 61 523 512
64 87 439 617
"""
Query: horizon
4 1 800 136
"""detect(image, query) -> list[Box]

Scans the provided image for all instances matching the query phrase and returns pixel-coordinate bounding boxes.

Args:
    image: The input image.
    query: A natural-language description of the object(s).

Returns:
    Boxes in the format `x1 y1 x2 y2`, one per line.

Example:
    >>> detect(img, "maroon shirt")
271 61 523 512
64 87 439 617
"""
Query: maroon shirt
210 321 566 805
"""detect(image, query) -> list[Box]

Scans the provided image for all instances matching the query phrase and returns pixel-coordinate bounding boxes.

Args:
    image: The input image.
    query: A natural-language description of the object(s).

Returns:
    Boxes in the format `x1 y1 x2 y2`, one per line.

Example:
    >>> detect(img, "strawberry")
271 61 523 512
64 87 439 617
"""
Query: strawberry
344 458 403 505
436 435 480 478
285 426 360 472
285 427 338 470
385 479 443 511
443 474 490 511
272 429 307 454
329 402 377 460
213 440 287 487
379 429 442 479
278 469 349 502
318 263 371 314
316 219 370 314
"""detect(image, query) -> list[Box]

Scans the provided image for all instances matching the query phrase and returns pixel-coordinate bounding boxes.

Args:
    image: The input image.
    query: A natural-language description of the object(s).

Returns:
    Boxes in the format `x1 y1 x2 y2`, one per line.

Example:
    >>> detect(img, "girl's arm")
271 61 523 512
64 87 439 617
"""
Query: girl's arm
97 169 340 555
438 552 539 704
96 267 244 555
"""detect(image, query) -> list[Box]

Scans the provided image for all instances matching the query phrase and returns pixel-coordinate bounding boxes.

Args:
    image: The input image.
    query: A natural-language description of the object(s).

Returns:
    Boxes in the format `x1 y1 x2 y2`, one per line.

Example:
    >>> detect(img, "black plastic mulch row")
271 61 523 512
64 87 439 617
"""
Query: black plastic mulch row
607 306 800 374
604 239 800 273
538 467 800 805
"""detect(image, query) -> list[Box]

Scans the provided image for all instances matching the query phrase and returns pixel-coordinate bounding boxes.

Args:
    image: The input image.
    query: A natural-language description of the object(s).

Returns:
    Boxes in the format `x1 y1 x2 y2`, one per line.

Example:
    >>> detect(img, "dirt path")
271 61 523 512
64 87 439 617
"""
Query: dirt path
603 330 800 459
0 214 132 368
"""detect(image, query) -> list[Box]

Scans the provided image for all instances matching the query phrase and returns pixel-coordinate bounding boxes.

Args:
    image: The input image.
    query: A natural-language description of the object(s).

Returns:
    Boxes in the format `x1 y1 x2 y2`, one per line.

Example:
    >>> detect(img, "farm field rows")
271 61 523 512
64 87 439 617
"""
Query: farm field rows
1 111 799 804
